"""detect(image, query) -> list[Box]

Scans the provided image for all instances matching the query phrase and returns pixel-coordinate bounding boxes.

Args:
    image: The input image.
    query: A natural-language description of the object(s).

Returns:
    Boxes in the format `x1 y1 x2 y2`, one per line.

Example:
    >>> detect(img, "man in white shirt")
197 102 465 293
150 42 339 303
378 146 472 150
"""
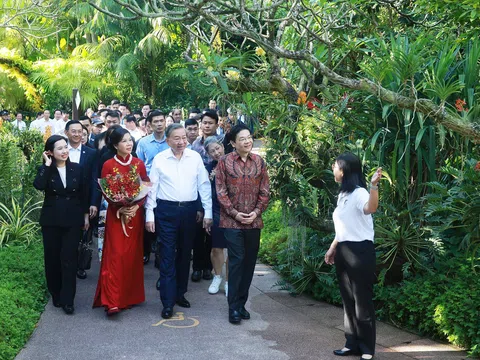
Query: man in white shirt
141 103 152 118
146 123 212 319
54 110 69 135
11 111 27 131
28 111 43 130
30 110 57 135
124 115 143 141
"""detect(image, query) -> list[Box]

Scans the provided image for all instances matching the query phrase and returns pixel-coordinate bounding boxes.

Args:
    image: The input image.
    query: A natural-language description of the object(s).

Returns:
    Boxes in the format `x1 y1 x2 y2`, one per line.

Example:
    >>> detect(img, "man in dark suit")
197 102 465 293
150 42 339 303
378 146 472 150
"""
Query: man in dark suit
64 120 99 279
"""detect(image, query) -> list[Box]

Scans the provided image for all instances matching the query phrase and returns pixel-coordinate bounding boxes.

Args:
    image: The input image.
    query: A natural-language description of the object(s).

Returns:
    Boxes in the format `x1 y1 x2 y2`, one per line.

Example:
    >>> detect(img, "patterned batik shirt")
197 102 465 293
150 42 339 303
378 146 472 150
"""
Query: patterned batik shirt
215 151 270 229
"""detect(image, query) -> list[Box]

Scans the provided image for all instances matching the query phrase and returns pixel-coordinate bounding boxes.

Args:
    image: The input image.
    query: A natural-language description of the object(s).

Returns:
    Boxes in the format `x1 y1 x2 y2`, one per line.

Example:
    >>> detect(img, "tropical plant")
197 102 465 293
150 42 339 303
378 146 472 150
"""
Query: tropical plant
423 160 480 264
0 198 42 247
0 131 24 204
375 216 432 278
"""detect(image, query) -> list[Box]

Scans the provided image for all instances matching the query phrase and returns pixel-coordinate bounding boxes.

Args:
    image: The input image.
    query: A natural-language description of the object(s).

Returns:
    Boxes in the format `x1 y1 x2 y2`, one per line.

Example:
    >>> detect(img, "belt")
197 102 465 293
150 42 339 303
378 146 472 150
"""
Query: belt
157 199 197 207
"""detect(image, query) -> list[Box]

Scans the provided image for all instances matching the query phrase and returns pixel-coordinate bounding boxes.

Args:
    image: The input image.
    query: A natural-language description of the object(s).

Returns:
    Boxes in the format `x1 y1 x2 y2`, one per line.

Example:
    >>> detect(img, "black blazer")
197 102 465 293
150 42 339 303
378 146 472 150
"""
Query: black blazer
86 134 96 148
33 162 88 227
78 145 100 209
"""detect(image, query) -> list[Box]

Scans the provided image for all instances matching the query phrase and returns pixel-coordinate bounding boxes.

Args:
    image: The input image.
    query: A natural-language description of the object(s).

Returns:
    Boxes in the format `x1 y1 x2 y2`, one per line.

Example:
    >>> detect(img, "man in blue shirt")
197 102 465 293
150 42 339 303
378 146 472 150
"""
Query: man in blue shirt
136 110 170 175
136 110 170 265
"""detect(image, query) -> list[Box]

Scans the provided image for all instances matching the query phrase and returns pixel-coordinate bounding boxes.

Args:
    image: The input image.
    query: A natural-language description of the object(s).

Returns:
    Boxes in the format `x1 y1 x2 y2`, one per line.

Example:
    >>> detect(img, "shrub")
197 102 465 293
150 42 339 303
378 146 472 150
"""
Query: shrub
376 260 480 357
0 243 47 360
259 202 289 265
0 132 24 204
0 198 42 247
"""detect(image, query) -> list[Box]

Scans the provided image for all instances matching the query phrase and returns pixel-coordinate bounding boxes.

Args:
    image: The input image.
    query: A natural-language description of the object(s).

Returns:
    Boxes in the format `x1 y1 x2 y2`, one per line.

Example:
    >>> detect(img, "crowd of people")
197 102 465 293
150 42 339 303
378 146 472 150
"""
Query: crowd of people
4 97 382 359
29 98 269 327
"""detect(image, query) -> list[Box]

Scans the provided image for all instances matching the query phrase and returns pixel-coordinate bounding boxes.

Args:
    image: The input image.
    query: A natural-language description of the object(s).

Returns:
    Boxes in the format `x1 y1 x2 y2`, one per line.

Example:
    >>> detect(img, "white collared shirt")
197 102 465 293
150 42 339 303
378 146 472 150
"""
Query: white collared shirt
55 119 69 135
129 128 143 142
30 119 57 135
68 144 82 164
333 188 374 242
11 120 27 131
145 148 212 222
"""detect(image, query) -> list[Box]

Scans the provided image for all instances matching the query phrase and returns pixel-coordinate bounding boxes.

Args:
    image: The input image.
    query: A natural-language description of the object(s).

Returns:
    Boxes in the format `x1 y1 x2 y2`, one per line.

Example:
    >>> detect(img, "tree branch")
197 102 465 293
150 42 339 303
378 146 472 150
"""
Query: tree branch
88 0 480 142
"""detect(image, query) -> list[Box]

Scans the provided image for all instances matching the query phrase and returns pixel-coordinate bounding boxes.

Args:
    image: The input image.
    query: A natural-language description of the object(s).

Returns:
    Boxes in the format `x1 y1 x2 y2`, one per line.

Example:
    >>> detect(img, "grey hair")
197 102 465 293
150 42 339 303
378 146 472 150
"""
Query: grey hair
165 123 185 138
204 136 223 152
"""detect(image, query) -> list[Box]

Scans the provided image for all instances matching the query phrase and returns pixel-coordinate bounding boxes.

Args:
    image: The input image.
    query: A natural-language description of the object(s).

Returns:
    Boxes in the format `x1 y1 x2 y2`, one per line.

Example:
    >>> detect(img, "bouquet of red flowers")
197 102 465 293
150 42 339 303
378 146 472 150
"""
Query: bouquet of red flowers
98 164 151 237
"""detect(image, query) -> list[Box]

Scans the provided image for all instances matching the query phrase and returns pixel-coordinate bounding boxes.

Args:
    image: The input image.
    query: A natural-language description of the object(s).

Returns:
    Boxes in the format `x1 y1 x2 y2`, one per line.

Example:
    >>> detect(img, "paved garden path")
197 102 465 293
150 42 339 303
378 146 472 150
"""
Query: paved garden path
16 257 467 360
16 139 467 360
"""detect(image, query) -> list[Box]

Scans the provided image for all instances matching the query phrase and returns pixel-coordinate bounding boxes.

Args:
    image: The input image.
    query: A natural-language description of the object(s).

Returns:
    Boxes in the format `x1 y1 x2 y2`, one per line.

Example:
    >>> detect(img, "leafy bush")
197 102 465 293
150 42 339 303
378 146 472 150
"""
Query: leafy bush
0 243 48 360
375 260 480 357
0 198 42 247
0 132 24 205
16 129 43 161
261 203 480 356
259 201 289 265
260 201 341 303
424 160 480 263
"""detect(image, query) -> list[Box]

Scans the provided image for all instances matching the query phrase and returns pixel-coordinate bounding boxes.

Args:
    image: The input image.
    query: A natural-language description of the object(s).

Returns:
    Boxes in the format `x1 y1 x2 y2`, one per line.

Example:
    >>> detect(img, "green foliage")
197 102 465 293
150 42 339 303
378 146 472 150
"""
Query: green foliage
258 201 288 265
423 160 480 262
375 215 431 276
0 132 24 204
0 243 48 360
376 260 480 357
15 128 43 160
0 198 42 248
259 201 340 304
0 128 43 210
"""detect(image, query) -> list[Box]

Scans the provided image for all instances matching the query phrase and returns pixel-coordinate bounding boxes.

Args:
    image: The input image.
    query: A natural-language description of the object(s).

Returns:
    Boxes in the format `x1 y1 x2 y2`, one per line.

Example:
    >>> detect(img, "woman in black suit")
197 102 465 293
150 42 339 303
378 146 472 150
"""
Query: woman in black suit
34 135 89 315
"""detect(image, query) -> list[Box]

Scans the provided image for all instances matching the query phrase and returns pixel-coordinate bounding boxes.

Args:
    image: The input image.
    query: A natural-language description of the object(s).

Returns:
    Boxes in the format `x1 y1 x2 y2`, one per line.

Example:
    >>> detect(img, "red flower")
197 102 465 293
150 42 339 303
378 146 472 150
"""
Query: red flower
307 97 320 110
455 99 467 112
100 165 141 203
475 161 480 172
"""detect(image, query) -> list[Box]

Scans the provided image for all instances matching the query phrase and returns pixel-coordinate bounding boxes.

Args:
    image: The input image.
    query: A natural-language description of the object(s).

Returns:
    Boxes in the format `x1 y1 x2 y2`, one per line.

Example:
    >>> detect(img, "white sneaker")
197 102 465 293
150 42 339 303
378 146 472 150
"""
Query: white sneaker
224 281 228 297
208 275 222 294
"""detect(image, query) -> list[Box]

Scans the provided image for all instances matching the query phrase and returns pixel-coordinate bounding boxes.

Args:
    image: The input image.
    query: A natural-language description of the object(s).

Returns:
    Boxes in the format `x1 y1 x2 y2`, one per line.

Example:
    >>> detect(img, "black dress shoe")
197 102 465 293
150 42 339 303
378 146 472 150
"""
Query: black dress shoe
229 310 241 324
76 269 87 280
202 269 213 280
176 296 191 308
143 255 150 265
333 349 360 356
239 307 250 320
62 305 74 315
52 295 62 308
156 277 161 291
191 270 202 282
161 307 173 319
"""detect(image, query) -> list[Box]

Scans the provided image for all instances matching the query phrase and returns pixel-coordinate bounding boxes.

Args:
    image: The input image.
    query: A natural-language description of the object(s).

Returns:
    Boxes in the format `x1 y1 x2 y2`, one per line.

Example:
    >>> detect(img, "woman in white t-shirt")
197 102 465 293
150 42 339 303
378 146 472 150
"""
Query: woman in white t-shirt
325 153 382 360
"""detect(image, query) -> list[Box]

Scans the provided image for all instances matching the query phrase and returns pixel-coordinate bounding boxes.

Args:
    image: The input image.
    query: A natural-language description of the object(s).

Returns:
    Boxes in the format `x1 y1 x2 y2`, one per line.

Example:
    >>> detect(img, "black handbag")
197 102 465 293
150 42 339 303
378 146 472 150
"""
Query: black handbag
78 231 93 270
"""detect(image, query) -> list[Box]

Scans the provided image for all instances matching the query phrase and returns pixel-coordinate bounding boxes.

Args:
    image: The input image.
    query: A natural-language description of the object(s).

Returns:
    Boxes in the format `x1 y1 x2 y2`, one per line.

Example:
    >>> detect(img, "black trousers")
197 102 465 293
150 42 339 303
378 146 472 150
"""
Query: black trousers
155 200 197 308
335 241 376 356
41 226 82 306
225 228 260 311
143 227 156 258
192 223 212 271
